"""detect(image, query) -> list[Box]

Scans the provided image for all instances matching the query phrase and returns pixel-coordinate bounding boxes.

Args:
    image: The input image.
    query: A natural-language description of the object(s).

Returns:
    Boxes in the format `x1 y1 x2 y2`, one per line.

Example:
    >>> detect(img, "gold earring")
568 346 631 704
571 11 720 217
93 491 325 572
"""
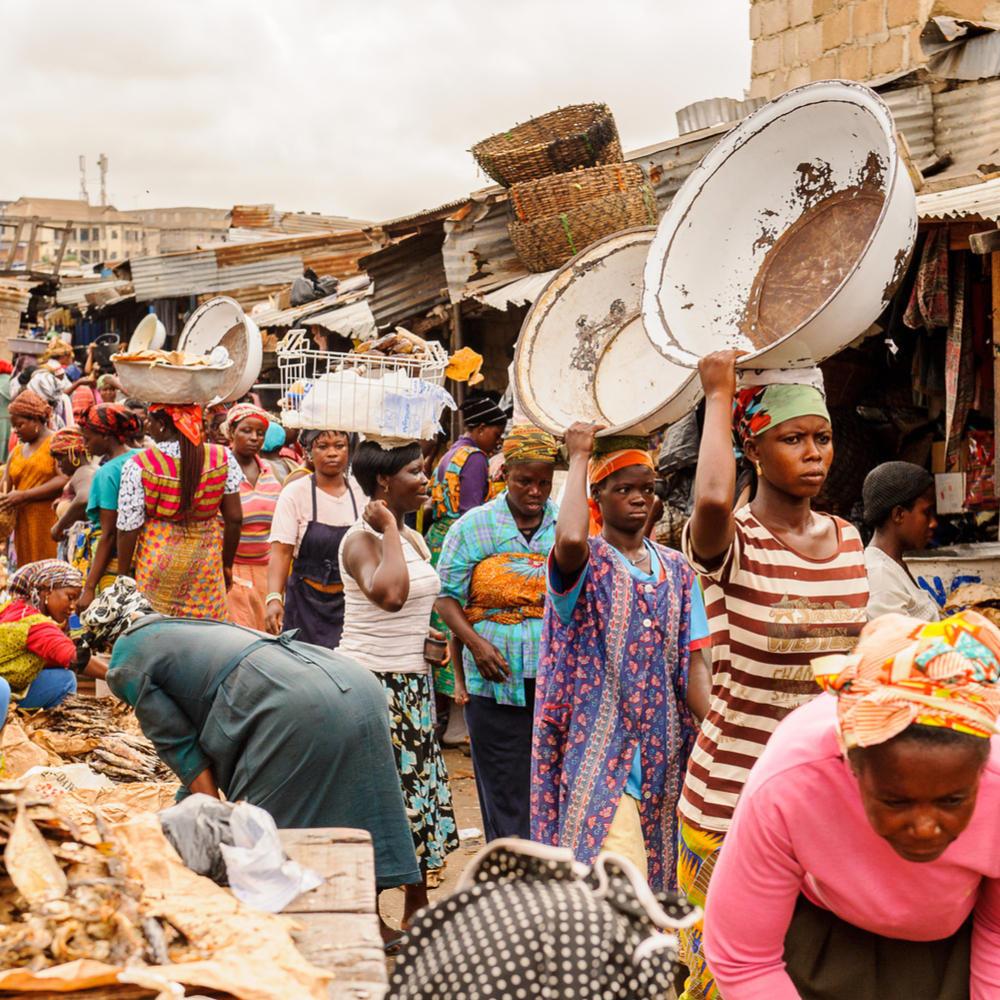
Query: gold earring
755 461 762 475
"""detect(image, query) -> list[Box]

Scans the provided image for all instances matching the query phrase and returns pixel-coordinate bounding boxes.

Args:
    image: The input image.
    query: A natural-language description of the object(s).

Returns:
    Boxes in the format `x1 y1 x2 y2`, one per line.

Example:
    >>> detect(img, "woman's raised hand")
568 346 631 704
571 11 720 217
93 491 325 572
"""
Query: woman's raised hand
363 499 396 534
564 421 605 462
698 350 747 400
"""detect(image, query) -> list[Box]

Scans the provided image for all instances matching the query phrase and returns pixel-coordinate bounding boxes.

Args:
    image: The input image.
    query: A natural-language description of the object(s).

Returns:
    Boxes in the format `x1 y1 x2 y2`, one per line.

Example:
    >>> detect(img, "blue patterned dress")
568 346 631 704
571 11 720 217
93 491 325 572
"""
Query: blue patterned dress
531 535 700 892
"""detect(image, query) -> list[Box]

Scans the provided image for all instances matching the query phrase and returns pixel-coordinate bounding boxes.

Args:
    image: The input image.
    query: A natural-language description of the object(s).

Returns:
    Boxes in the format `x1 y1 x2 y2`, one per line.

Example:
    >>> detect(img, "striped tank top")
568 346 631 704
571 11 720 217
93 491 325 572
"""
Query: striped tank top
235 457 281 564
679 506 868 833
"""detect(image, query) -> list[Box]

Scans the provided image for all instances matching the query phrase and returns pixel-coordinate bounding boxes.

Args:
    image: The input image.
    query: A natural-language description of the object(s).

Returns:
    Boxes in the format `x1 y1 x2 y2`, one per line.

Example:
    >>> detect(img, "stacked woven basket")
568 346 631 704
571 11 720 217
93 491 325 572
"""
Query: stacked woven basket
471 103 658 273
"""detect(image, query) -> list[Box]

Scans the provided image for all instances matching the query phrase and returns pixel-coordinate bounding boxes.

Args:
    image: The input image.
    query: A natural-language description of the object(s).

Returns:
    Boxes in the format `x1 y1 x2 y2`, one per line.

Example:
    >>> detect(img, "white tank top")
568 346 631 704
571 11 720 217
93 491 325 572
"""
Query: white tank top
336 517 440 674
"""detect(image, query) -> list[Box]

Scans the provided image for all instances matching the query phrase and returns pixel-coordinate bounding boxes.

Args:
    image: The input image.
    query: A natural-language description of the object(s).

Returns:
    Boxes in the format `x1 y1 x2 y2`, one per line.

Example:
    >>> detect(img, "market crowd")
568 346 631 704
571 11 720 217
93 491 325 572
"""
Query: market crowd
2 337 999 999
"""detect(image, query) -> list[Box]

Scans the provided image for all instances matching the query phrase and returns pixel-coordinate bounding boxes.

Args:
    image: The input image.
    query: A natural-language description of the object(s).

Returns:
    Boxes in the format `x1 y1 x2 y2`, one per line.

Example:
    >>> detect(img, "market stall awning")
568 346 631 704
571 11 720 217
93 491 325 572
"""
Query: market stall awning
916 176 1000 221
477 269 559 311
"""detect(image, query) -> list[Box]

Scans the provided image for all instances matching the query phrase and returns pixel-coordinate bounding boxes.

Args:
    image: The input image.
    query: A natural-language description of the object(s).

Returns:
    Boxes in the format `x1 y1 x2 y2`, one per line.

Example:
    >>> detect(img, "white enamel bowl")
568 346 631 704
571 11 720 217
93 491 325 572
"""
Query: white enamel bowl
178 296 263 403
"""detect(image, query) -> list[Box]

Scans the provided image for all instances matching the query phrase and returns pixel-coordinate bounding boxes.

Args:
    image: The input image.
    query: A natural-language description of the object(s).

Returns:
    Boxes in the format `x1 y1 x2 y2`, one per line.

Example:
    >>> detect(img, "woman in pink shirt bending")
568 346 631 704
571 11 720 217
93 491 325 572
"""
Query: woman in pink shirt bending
703 610 1000 1000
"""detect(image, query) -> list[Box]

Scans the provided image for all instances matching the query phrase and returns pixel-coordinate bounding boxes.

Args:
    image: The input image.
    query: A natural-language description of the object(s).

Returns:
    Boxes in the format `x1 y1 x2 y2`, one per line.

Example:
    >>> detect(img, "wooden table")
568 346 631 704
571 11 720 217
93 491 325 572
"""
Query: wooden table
279 828 388 1000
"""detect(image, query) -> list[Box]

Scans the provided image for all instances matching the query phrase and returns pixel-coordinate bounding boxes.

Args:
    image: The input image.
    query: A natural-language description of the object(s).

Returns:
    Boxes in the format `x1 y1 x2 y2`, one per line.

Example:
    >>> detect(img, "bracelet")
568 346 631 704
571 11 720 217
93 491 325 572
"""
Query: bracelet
265 592 284 605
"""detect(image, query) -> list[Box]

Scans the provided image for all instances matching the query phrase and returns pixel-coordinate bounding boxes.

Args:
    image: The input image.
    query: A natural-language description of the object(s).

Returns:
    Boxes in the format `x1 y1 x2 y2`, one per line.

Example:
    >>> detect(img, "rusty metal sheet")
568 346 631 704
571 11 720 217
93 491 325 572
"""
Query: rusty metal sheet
232 205 372 234
917 175 1000 220
879 84 935 163
358 232 448 328
0 278 37 314
56 278 132 308
935 79 1000 175
213 231 379 269
675 97 766 135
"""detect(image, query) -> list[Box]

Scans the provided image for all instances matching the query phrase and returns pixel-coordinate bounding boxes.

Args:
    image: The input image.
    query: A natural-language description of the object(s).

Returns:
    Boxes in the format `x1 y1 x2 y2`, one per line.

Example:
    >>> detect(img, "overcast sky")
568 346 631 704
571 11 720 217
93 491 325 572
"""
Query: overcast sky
5 1 752 223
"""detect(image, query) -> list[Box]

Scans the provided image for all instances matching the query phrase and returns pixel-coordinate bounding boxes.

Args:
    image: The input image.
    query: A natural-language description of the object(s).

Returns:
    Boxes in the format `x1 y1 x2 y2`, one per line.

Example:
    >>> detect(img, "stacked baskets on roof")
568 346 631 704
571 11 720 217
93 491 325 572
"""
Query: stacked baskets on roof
471 103 658 273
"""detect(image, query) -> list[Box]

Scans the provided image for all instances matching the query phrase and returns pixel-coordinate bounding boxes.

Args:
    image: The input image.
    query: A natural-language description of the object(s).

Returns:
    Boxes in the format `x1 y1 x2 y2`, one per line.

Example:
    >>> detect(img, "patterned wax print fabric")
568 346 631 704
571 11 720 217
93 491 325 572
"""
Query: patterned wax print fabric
731 382 830 444
233 457 280 565
376 669 459 873
676 822 726 1000
811 608 1000 749
117 441 242 620
436 491 557 706
389 841 698 1000
7 437 60 566
426 437 502 695
531 535 701 893
0 599 54 697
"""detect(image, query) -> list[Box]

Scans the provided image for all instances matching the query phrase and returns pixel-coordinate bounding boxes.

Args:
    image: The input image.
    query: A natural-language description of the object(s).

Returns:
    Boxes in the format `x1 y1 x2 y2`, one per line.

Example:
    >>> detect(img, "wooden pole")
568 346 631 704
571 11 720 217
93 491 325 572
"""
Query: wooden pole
51 220 72 275
23 216 39 273
3 218 24 272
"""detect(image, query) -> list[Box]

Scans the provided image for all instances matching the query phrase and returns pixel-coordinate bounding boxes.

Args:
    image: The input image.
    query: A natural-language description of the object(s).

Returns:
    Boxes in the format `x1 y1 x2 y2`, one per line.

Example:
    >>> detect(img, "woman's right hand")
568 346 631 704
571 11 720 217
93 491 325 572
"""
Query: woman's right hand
469 636 511 682
363 499 396 534
564 421 605 462
77 586 96 612
0 490 25 511
265 600 284 635
698 350 745 400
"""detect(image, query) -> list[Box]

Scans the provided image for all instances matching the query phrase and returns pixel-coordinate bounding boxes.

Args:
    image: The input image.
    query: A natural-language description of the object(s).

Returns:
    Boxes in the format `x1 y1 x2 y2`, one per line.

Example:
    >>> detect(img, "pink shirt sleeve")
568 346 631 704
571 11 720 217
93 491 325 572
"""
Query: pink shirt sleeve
702 781 805 1000
973 873 1000 998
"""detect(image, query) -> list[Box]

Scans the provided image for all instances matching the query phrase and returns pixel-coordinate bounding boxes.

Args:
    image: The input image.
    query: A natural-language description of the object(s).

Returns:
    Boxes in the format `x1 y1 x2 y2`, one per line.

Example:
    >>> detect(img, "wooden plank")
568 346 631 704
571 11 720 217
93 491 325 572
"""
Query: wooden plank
3 218 24 271
0 987 236 1000
23 216 39 272
51 220 72 274
287 911 386 983
326 984 388 1000
279 829 376 914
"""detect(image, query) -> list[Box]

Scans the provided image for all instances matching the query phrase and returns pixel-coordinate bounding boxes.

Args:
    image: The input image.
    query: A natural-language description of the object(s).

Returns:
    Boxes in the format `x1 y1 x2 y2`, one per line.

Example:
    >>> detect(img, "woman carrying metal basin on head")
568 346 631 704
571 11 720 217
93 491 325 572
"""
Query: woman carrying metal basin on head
675 351 869 1000
115 404 244 620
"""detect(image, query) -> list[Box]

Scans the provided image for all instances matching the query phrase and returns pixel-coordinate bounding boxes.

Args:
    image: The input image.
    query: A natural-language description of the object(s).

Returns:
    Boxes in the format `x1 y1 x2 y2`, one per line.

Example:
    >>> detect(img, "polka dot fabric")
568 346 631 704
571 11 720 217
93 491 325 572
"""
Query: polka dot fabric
389 841 699 999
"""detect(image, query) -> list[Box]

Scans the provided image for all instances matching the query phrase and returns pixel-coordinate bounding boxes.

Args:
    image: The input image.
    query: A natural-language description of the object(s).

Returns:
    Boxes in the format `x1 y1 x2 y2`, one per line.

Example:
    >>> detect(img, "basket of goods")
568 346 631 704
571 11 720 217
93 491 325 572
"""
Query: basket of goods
471 103 623 187
113 347 234 404
508 164 658 273
277 328 455 439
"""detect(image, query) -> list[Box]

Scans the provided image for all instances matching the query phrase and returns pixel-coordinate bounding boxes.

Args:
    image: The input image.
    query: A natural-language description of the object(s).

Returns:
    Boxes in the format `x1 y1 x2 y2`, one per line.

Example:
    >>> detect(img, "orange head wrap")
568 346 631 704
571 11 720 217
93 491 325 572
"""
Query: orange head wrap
586 437 655 534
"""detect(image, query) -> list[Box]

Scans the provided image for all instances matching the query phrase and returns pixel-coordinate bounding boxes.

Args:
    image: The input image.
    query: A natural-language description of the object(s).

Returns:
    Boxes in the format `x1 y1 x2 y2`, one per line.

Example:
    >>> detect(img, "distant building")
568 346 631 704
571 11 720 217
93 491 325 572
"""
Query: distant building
0 197 147 269
131 206 231 253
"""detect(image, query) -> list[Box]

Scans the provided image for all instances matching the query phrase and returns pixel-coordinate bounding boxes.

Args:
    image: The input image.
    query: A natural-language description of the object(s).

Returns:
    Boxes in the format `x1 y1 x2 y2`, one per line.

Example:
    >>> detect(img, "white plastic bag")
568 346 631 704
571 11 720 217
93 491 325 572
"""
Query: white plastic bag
219 802 324 913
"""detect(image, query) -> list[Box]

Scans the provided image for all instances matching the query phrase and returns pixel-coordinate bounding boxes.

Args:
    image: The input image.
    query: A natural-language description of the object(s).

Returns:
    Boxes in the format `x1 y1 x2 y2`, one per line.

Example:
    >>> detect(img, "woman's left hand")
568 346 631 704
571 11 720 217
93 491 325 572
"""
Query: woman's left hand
0 490 25 510
223 565 234 591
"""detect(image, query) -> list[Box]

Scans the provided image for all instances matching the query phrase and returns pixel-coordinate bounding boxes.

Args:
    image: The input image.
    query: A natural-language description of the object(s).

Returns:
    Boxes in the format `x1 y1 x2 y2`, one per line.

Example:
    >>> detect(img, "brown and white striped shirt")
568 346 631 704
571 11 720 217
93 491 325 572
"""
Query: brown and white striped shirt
679 507 868 833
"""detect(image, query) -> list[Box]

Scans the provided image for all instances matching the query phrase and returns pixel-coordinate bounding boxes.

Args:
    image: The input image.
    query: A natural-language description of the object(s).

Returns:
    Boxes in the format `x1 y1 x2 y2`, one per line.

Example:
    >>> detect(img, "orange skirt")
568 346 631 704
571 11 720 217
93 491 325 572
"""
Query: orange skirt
227 561 269 631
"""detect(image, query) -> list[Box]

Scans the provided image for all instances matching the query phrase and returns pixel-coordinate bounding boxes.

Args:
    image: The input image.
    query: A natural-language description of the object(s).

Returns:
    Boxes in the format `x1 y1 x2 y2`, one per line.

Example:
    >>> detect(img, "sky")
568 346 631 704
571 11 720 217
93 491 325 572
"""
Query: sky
4 0 752 224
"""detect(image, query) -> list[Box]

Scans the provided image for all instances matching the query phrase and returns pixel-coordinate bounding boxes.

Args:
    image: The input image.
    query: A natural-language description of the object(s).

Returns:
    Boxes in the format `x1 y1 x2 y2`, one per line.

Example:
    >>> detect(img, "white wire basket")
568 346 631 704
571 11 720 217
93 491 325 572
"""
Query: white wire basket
276 328 453 436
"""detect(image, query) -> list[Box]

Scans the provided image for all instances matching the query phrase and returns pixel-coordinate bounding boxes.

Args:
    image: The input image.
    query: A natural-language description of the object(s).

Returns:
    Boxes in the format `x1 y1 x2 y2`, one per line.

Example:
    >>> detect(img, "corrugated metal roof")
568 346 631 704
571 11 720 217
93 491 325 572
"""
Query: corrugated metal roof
256 298 377 339
880 84 935 163
56 277 133 308
358 232 448 328
916 175 1000 219
675 96 766 135
935 79 1000 174
443 198 531 303
252 277 372 329
625 122 735 214
231 204 371 233
129 230 384 302
478 270 558 311
0 278 37 314
379 198 471 236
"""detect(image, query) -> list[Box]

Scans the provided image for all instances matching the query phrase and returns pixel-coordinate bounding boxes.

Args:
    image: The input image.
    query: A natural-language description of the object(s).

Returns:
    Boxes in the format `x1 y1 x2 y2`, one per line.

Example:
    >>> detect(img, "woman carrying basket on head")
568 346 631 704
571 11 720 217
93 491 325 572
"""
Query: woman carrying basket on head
116 403 243 620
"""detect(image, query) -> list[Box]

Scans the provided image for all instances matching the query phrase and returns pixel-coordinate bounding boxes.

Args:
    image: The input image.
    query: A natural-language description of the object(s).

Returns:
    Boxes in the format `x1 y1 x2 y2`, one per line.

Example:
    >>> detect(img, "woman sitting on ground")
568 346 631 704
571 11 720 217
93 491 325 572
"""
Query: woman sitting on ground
863 461 939 621
704 610 1000 999
0 560 108 712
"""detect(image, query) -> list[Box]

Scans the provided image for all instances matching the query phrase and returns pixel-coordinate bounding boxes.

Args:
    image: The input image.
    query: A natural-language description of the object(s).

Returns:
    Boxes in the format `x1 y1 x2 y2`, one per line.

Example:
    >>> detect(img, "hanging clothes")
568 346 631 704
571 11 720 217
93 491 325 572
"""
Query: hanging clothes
904 226 950 331
945 253 973 468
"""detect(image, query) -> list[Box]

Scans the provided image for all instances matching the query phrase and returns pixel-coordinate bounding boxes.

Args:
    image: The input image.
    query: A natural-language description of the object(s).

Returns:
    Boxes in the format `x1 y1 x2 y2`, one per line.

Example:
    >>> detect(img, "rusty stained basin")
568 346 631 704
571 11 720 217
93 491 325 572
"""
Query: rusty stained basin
642 80 918 370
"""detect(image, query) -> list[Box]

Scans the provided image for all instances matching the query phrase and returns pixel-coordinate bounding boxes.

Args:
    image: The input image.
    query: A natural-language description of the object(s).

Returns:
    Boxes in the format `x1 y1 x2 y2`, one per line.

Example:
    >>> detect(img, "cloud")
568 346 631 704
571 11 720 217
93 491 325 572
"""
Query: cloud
4 0 751 221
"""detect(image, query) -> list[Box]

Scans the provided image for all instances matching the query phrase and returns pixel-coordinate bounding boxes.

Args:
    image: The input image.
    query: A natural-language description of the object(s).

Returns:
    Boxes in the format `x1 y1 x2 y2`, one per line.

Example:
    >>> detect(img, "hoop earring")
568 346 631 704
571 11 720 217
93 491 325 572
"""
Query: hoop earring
755 461 762 476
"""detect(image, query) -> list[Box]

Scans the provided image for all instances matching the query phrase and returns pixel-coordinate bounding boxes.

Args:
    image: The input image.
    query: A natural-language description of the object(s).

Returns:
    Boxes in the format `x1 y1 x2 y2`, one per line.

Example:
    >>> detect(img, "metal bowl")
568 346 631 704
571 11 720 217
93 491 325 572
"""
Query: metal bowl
178 296 262 403
642 80 918 370
114 358 234 405
514 227 702 437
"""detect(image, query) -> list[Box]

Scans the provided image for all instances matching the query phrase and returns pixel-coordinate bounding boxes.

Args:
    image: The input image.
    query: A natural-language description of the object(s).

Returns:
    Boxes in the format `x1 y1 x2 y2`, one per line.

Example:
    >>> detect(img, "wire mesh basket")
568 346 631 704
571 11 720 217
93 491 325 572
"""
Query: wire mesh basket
276 329 452 436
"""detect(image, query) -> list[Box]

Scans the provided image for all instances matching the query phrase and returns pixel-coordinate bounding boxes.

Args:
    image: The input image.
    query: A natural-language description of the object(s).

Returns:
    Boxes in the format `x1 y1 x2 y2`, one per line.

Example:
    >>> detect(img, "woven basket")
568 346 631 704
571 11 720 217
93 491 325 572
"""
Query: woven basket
508 185 658 273
471 104 623 187
509 164 648 222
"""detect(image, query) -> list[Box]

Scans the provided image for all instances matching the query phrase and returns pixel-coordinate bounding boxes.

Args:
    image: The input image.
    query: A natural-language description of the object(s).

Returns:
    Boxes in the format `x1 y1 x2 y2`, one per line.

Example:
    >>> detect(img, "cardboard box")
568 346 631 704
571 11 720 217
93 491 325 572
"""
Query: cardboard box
931 441 968 475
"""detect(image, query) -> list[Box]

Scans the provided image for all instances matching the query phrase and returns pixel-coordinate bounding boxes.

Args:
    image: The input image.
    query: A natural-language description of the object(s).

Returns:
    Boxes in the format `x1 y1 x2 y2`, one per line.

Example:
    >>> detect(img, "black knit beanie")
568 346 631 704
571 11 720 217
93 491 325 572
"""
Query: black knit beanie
862 461 934 527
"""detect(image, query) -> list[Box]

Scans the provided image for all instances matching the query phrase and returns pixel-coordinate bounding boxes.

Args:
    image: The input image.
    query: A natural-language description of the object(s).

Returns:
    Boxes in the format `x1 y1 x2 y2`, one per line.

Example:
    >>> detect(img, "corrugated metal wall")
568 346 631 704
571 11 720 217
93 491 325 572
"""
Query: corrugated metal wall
359 232 448 329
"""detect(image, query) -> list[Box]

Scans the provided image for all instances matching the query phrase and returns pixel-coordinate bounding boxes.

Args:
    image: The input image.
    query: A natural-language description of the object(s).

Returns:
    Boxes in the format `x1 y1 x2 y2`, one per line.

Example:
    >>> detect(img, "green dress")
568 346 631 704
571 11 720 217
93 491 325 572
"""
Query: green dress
107 615 420 890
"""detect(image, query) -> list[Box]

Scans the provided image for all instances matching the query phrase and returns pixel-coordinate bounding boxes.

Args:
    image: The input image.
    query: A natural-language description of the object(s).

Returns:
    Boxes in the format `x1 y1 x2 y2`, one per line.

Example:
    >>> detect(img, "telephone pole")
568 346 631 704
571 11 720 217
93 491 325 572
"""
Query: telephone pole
98 153 108 206
79 155 88 203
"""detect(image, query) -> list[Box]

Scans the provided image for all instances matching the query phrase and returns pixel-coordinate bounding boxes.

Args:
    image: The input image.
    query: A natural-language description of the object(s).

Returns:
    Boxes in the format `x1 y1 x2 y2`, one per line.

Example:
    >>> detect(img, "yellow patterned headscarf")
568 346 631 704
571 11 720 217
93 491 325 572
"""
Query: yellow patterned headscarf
812 611 1000 749
502 425 559 466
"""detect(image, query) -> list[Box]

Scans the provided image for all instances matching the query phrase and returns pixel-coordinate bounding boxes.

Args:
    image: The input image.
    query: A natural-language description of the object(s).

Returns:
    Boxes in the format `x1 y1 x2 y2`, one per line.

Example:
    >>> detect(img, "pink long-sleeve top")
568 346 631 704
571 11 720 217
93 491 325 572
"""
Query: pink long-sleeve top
703 693 1000 1000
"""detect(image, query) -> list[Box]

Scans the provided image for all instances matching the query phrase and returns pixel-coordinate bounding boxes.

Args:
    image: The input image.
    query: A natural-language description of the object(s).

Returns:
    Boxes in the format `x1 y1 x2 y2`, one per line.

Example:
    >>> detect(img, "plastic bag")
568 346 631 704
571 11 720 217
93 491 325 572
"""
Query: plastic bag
219 802 324 913
158 793 236 885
